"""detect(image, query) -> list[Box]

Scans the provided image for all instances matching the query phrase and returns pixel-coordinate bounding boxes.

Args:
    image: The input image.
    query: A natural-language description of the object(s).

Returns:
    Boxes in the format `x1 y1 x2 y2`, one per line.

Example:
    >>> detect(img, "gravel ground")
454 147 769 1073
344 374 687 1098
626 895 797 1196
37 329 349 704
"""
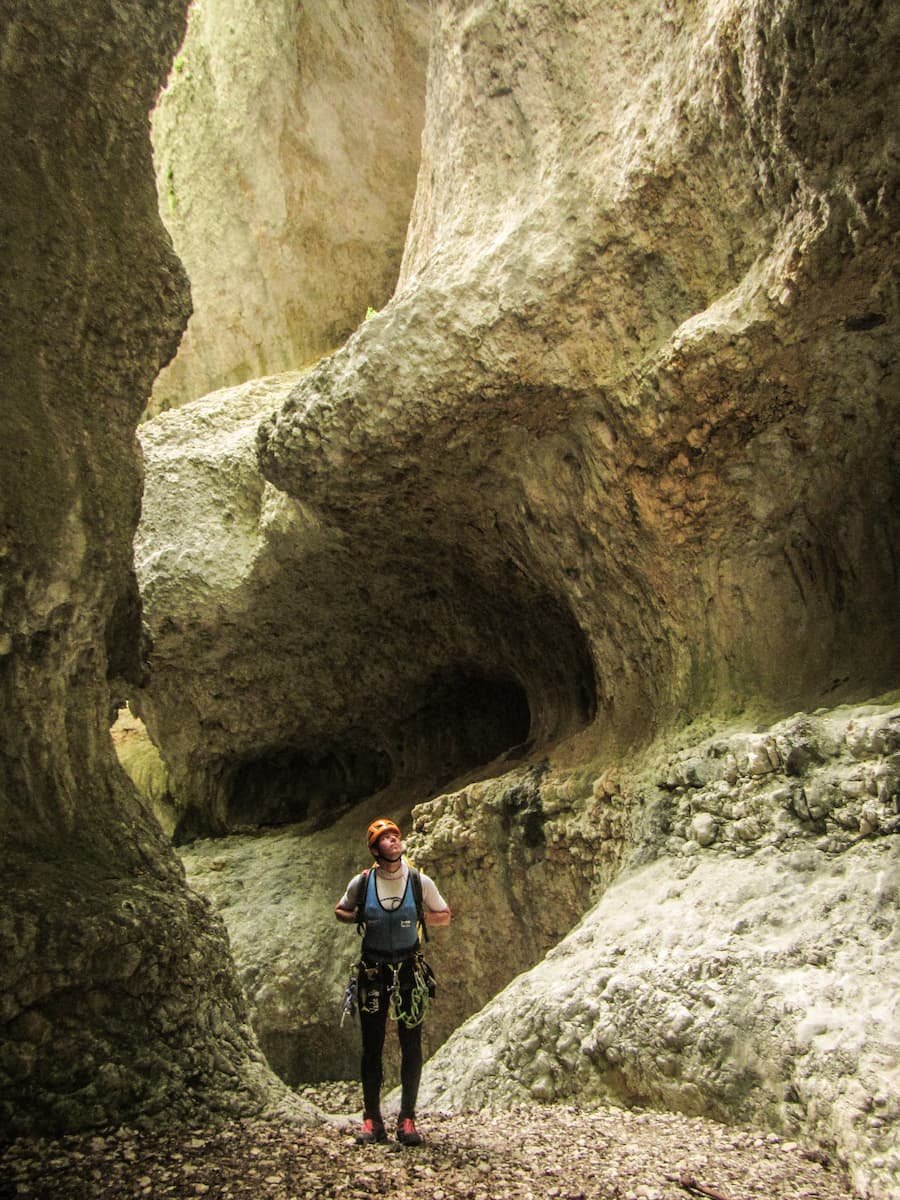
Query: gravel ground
0 1082 855 1200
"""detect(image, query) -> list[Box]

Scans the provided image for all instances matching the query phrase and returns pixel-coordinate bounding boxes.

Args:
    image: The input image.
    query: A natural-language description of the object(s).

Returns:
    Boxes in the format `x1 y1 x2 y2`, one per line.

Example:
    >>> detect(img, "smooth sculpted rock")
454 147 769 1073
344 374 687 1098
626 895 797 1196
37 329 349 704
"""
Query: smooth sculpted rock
174 695 899 1177
136 374 593 840
0 1 300 1136
136 0 899 845
138 1 898 838
148 0 429 414
173 759 622 1085
407 699 900 1199
418 839 899 1200
258 0 900 748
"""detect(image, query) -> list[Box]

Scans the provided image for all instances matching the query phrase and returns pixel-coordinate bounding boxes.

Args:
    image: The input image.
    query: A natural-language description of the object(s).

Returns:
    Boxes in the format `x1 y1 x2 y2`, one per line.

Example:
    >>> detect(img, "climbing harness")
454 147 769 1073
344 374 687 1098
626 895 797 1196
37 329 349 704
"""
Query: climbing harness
359 962 382 1015
386 955 434 1029
341 954 436 1028
340 854 438 1028
339 961 359 1027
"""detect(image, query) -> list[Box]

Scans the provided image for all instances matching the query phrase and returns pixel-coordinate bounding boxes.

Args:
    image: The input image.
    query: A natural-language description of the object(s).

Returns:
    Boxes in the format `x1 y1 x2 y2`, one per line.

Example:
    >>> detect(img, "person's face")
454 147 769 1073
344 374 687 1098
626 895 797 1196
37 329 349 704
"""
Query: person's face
376 830 402 858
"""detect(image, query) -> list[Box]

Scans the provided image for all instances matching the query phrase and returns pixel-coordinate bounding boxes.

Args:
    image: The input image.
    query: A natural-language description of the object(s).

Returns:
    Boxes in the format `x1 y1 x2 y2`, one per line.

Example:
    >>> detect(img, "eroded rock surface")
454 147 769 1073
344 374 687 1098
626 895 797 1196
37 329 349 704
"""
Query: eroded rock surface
0 0 298 1137
258 0 900 746
136 375 591 840
111 706 177 837
7 1 897 1192
175 699 899 1200
139 0 899 838
415 701 900 1200
128 5 899 1190
148 0 429 414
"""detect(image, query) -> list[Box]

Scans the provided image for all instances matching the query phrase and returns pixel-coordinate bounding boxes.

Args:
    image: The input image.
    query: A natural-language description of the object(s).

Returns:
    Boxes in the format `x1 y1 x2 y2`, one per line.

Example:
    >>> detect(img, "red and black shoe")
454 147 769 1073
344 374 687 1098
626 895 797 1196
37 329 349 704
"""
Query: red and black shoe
355 1116 387 1144
396 1115 423 1146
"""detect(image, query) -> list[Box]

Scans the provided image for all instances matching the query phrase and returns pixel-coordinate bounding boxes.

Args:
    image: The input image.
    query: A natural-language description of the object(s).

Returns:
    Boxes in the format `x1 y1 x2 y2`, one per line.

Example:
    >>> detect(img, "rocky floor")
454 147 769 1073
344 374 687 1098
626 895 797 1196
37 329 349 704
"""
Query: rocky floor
0 1082 856 1200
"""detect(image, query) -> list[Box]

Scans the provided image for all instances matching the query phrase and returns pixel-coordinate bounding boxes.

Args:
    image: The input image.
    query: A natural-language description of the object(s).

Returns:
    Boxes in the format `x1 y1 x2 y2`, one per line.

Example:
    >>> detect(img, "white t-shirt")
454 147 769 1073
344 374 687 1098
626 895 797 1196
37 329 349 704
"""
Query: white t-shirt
339 859 448 914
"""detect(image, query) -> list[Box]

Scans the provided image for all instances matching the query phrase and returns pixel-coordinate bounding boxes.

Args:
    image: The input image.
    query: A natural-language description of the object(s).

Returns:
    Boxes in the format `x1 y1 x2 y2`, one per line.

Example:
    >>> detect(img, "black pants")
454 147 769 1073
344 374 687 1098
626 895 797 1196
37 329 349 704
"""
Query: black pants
358 959 423 1120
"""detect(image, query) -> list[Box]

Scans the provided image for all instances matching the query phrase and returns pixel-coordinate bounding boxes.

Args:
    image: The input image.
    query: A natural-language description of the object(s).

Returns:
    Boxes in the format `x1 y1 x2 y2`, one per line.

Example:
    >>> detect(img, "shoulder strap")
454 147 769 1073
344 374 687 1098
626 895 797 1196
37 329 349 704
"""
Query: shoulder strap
410 867 429 943
354 868 371 936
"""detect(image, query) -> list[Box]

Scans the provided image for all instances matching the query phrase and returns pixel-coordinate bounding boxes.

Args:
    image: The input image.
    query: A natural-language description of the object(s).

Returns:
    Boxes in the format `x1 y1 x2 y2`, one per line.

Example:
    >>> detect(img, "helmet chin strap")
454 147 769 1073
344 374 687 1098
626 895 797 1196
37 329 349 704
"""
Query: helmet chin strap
375 849 403 868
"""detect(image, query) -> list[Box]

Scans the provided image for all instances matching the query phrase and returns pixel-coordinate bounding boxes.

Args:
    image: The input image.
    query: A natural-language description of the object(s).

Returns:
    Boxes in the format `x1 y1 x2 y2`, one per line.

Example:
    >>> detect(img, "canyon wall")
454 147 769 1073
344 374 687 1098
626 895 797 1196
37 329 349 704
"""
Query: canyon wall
2 1 897 1196
0 0 296 1136
413 702 899 1199
139 0 899 852
148 0 429 414
131 2 899 1195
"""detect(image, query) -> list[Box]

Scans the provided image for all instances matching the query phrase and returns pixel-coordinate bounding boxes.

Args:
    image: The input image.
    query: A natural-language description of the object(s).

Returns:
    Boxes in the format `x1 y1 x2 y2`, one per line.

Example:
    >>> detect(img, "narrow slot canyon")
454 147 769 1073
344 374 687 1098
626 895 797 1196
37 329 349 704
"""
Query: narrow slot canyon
1 2 898 1198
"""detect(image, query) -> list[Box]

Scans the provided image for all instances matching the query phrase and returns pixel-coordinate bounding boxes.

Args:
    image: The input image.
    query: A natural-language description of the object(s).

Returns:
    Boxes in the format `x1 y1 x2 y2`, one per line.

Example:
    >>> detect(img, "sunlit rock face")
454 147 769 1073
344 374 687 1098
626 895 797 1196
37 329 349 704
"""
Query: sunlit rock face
0 0 296 1136
128 0 898 1186
139 0 899 837
147 0 430 415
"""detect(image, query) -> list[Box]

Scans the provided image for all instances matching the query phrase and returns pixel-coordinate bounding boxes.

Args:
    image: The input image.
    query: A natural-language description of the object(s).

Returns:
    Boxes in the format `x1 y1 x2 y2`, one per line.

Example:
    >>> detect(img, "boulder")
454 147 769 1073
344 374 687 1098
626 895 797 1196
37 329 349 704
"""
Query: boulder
416 701 900 1200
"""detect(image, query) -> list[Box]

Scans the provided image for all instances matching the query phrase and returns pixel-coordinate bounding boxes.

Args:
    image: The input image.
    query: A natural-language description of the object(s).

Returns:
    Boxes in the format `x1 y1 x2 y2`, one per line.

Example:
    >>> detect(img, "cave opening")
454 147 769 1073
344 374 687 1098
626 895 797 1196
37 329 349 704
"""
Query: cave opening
179 670 533 841
389 667 533 793
221 744 394 833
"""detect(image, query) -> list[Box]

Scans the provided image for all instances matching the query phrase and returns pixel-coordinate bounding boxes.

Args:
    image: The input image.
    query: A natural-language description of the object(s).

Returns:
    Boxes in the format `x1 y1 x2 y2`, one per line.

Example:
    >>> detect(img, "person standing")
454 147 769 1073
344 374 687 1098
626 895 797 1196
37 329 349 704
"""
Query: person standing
335 817 451 1146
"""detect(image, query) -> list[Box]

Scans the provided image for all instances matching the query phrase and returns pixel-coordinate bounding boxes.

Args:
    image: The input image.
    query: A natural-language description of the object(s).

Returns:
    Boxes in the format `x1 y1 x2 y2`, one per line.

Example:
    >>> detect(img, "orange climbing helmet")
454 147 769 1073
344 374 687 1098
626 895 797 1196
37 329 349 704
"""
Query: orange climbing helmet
367 817 402 853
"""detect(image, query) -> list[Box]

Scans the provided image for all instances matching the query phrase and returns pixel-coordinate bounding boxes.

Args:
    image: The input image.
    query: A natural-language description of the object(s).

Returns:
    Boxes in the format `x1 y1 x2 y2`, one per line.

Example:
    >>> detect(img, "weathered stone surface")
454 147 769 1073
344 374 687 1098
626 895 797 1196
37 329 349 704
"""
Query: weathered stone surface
175 760 611 1085
414 701 900 1200
257 0 899 748
138 0 899 838
111 706 176 837
176 698 899 1199
128 6 899 1190
5 4 898 1194
0 0 299 1136
136 375 592 840
148 0 429 414
177 798 413 1085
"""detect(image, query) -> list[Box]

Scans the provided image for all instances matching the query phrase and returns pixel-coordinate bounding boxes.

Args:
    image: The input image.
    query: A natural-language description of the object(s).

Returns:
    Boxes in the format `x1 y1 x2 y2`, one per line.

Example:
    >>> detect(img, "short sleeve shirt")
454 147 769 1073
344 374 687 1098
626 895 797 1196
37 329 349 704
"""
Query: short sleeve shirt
338 860 448 913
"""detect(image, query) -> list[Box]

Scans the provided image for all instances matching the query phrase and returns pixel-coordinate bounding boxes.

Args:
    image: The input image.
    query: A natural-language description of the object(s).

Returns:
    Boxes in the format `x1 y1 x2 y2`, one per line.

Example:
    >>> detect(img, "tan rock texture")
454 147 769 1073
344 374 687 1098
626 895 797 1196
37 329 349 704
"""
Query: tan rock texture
137 0 898 982
3 4 899 1195
130 4 900 1191
258 0 899 745
111 706 177 837
136 373 589 840
173 700 899 1200
413 701 900 1200
148 0 429 415
0 0 297 1136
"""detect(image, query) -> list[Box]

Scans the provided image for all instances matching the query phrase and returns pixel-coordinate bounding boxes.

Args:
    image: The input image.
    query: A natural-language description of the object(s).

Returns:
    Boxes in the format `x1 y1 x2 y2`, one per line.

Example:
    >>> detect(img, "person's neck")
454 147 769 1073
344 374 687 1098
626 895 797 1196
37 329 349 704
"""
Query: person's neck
377 856 403 876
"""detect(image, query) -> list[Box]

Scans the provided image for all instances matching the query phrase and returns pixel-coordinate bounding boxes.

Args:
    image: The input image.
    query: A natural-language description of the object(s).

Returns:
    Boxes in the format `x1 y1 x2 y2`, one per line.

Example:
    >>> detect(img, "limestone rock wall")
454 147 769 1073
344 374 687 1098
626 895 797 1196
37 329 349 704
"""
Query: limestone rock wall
3 0 895 1174
173 761 617 1086
0 0 297 1136
148 0 430 415
415 701 900 1200
136 373 593 840
138 0 898 857
130 11 899 1183
258 0 900 745
111 706 177 838
171 696 898 1200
